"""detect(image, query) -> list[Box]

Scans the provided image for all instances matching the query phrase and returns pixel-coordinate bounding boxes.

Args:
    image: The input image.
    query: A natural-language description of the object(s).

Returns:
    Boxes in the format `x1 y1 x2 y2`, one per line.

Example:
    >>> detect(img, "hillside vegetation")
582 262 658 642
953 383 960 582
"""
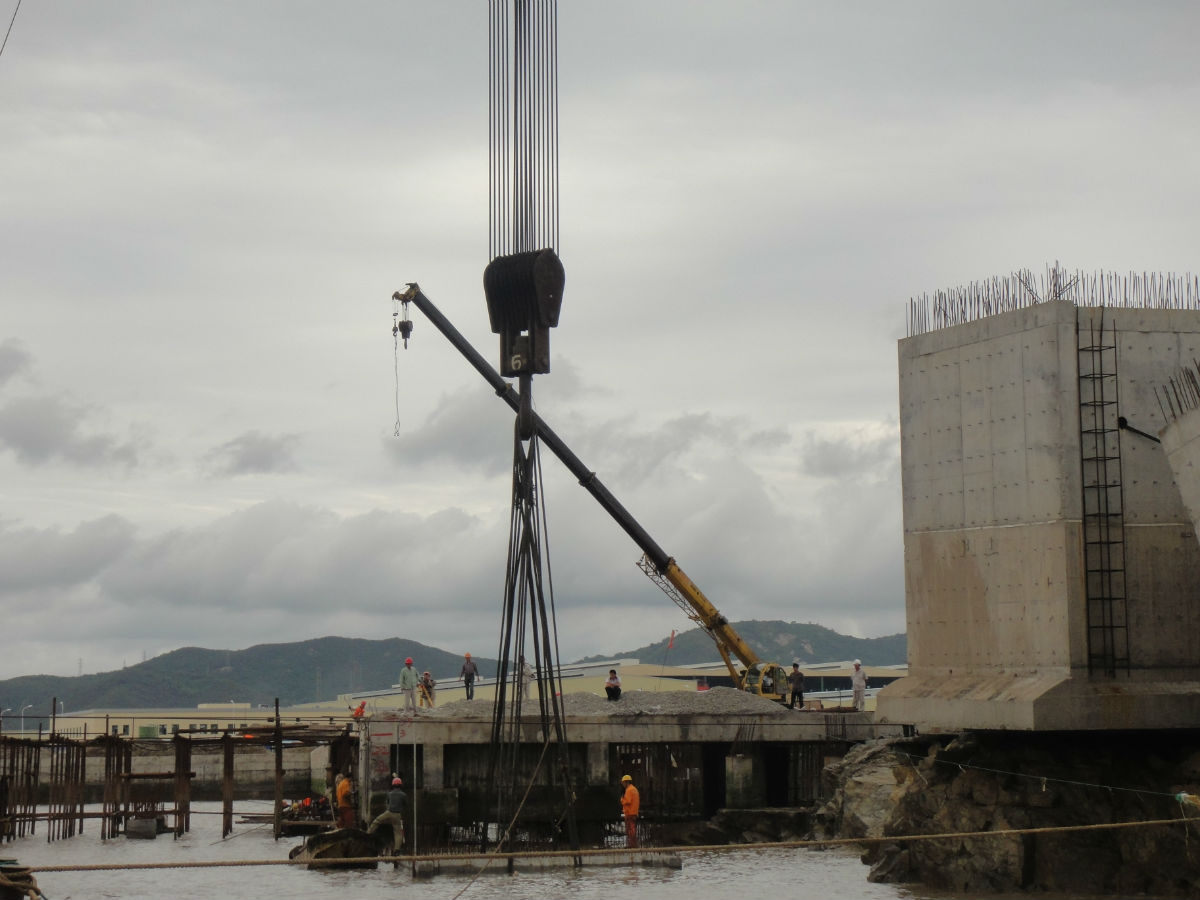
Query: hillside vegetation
582 620 906 668
2 638 496 719
0 622 905 716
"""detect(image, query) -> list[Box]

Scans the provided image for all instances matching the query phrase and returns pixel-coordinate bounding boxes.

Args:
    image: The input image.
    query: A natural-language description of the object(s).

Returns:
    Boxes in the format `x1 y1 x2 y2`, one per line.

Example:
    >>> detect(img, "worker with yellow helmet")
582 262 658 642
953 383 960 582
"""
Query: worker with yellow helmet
619 774 640 848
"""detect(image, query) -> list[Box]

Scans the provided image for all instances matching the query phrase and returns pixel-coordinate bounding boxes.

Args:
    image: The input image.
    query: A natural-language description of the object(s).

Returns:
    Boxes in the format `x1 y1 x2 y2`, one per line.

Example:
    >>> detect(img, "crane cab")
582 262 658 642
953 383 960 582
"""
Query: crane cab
742 662 788 702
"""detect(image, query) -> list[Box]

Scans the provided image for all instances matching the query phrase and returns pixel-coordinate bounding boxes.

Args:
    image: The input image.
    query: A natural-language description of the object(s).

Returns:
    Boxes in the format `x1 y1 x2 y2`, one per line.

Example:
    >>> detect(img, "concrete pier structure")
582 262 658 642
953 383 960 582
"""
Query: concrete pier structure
358 694 897 846
880 294 1200 732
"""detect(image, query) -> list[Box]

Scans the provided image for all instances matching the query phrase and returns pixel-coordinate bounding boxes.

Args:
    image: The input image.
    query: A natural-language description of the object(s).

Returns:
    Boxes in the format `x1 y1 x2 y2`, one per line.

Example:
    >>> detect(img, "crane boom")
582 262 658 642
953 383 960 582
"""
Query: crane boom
393 283 785 696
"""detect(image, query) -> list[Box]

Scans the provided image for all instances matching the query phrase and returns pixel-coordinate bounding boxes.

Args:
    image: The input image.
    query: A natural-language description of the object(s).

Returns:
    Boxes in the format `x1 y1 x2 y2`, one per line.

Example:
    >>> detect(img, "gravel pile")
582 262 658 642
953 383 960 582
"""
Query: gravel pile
417 687 788 719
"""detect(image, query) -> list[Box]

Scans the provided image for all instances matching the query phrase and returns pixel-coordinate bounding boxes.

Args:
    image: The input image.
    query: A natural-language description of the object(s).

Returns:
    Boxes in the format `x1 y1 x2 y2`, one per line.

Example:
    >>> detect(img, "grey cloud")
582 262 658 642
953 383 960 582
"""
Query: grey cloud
0 393 139 467
0 515 136 592
203 430 300 476
99 500 500 619
389 387 514 475
0 340 33 387
800 427 899 481
6 1 1193 677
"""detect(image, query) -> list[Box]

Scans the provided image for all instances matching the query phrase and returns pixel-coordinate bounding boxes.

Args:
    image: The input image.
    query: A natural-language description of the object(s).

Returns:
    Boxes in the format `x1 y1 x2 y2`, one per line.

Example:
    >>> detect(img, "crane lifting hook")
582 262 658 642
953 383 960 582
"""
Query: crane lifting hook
391 288 415 349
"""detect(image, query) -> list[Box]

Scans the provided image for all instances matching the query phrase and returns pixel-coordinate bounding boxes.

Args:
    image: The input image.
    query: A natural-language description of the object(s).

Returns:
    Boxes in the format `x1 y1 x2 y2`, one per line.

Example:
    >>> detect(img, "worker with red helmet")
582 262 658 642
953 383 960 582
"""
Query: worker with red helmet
398 657 419 715
459 652 479 700
367 775 408 854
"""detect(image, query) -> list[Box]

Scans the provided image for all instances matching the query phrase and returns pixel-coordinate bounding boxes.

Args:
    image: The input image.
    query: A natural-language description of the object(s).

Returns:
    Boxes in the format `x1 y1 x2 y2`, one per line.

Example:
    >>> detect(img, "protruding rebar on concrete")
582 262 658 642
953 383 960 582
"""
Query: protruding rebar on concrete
907 265 1200 337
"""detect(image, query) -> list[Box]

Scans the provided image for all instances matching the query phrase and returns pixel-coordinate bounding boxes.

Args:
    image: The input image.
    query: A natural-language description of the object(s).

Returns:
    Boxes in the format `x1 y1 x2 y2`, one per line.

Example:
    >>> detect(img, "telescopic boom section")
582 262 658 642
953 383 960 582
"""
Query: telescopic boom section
636 556 764 682
393 284 763 687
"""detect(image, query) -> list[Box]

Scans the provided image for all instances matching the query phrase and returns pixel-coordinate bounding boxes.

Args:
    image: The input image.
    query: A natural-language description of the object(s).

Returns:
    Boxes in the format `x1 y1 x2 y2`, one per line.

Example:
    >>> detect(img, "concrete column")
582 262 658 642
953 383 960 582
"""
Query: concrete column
423 742 444 789
586 741 608 786
357 721 371 825
725 754 762 809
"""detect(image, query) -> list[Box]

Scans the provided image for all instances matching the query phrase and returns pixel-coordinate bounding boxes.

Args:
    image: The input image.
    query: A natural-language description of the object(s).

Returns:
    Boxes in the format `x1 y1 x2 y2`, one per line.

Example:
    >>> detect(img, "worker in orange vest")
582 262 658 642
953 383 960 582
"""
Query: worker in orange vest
334 773 356 829
619 774 640 848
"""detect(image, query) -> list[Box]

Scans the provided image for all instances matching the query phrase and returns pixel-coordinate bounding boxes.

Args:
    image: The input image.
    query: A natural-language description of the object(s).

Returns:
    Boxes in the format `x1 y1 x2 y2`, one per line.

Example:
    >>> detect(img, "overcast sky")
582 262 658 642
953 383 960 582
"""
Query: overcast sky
2 2 1197 684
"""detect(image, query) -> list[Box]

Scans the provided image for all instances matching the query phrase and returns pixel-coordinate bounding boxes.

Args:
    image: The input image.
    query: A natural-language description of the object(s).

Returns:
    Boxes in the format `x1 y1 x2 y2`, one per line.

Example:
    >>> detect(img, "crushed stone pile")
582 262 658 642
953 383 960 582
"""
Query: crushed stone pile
414 687 788 719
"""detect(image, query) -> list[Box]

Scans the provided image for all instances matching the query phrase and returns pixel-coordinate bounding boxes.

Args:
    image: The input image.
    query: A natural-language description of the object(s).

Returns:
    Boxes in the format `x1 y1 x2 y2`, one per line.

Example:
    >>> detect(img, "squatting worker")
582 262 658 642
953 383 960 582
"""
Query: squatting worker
619 774 640 848
604 669 621 701
460 652 478 700
787 662 805 710
399 657 419 715
335 773 356 829
367 776 407 853
851 659 868 711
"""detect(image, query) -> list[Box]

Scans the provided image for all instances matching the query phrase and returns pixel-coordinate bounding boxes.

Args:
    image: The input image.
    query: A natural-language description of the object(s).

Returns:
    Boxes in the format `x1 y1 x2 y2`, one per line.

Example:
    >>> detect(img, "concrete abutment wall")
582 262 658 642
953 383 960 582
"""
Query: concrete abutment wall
882 300 1200 731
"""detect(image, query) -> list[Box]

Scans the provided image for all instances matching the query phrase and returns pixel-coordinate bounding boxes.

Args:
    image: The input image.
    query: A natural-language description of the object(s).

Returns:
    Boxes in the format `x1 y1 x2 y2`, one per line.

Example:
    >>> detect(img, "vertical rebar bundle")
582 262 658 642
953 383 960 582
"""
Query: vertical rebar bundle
46 735 86 840
101 734 132 840
0 737 39 841
173 734 192 838
907 264 1200 337
1156 359 1200 425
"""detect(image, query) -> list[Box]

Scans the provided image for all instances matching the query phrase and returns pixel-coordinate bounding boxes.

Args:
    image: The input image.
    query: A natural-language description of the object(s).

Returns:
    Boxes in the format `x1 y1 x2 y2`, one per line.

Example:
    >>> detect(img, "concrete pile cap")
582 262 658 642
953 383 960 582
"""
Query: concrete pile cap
422 687 789 719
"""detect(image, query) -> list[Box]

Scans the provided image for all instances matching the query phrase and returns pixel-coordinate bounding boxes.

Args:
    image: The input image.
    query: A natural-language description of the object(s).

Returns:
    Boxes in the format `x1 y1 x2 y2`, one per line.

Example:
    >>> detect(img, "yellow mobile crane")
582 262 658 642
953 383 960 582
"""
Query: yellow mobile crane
393 284 789 701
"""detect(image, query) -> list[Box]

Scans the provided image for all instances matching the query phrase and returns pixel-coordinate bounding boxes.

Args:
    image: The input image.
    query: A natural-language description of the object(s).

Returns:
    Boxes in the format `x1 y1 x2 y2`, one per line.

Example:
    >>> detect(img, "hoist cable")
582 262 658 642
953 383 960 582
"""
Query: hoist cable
489 0 559 258
392 330 402 436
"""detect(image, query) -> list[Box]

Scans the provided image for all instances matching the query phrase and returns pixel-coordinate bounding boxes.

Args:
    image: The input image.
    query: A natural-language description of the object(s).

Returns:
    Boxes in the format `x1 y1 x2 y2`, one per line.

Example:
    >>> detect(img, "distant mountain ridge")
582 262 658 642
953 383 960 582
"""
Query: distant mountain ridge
1 638 499 720
0 622 905 717
580 620 906 669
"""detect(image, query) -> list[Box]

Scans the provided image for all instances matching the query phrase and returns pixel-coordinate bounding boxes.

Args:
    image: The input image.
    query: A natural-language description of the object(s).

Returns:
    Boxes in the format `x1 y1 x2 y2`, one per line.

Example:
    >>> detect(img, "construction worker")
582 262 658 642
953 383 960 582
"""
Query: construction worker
399 658 419 715
851 659 868 711
419 671 437 708
619 774 640 848
787 663 805 710
367 776 408 854
334 773 356 830
460 652 478 700
604 669 621 701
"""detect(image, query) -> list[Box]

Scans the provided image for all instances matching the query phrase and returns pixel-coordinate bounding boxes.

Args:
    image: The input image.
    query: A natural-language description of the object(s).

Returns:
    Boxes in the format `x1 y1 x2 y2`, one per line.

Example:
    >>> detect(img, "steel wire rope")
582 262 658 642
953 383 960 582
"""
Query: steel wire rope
486 425 542 837
450 735 555 900
488 0 511 258
488 0 559 256
534 0 546 250
528 432 581 855
550 0 559 251
392 320 402 436
898 750 1189 799
529 430 569 724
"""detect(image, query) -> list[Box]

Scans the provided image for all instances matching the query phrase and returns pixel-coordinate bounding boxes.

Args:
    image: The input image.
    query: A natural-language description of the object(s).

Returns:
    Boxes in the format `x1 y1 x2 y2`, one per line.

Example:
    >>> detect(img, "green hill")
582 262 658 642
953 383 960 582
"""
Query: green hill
0 637 496 720
577 620 906 668
0 622 904 722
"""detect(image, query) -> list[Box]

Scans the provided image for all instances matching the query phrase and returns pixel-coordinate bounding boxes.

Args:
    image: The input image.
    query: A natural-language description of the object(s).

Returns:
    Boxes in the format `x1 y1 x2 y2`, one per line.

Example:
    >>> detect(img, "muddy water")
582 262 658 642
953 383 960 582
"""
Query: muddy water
6 801 933 900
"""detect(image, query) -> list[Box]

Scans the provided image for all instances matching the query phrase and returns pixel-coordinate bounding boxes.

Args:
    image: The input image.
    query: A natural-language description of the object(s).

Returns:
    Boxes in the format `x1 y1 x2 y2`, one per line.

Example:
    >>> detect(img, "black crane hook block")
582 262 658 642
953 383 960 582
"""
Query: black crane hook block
483 248 565 377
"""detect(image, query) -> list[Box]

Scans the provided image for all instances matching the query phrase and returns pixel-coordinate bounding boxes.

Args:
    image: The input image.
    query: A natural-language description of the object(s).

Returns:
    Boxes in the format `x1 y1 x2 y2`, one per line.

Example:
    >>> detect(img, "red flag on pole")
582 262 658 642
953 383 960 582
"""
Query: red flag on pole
667 630 675 650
